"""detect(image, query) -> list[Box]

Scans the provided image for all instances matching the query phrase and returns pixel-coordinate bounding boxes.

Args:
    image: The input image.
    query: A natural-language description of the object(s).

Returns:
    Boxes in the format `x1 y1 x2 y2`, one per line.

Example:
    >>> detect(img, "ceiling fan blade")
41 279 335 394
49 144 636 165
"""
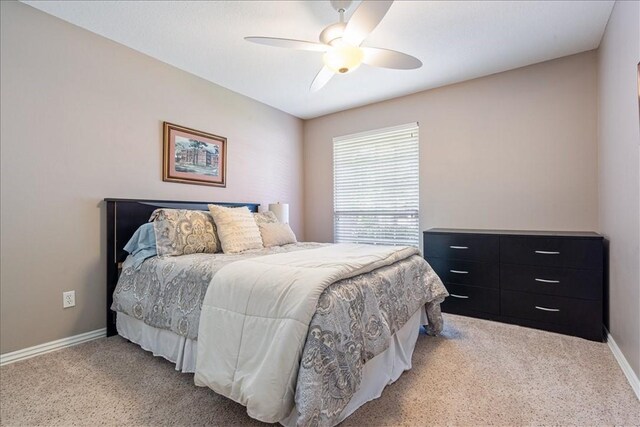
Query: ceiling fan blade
343 0 394 46
310 66 334 92
245 37 329 52
362 47 422 70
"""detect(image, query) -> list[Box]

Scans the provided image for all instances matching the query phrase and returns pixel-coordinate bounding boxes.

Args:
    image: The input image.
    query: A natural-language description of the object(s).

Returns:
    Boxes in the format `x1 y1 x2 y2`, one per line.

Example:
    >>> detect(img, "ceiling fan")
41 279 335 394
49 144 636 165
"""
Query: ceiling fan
245 0 422 92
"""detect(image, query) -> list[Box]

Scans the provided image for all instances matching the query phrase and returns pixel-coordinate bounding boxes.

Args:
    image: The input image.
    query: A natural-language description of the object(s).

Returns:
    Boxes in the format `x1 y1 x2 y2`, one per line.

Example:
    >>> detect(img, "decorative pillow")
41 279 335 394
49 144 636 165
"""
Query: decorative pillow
258 222 297 247
208 205 263 253
253 210 279 225
149 208 220 256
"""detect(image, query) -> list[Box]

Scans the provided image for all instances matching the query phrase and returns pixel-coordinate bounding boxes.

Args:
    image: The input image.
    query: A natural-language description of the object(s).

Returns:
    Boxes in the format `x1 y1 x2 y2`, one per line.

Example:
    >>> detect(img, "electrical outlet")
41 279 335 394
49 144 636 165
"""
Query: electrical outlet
63 291 75 308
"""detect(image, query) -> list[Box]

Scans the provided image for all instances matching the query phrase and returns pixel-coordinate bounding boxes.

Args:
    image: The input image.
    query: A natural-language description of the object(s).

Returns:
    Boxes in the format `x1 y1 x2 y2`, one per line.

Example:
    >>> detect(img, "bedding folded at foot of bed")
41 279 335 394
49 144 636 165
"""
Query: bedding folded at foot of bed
193 243 448 425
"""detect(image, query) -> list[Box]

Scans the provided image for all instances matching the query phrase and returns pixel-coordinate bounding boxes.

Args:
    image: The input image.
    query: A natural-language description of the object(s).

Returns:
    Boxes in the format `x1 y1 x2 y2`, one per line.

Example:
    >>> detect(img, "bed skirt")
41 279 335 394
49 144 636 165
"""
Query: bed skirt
117 313 198 373
116 308 428 426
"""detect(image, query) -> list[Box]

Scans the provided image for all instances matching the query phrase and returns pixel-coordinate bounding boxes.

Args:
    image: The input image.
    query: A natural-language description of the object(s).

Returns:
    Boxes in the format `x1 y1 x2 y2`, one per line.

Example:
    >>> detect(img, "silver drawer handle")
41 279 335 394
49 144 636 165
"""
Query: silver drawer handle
450 269 469 274
535 250 560 255
450 246 468 250
535 278 560 284
450 294 469 299
535 305 560 312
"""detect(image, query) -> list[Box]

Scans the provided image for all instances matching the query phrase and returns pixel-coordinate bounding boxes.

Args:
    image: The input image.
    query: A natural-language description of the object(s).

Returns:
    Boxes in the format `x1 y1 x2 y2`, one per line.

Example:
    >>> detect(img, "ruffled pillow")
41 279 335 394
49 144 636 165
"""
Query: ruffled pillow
208 205 263 253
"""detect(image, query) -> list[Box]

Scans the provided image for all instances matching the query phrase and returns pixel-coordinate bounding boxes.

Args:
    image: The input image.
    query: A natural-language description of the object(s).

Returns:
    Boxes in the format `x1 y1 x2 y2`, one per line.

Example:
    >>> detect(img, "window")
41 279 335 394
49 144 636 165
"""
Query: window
333 123 419 247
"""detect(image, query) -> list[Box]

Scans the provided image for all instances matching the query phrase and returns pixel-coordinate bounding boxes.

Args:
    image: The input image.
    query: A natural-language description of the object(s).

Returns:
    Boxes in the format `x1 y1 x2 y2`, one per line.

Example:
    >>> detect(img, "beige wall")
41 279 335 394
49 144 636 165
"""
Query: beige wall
597 0 640 377
304 51 599 244
0 1 304 354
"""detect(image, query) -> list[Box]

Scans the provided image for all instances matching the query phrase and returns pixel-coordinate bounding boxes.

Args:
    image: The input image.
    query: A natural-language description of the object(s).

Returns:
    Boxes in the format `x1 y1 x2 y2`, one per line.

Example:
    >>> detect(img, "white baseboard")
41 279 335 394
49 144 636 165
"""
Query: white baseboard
0 328 106 366
606 328 640 400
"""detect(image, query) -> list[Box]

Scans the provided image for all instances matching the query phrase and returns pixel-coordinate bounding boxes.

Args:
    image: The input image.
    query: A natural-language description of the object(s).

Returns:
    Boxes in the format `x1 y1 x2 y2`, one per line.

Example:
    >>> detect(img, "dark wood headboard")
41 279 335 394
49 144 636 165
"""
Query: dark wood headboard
104 198 260 336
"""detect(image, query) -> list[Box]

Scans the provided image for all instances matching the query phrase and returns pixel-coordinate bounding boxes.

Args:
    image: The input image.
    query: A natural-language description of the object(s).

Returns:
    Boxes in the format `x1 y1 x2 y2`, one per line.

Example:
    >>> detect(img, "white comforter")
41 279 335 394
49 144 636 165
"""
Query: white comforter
193 243 419 423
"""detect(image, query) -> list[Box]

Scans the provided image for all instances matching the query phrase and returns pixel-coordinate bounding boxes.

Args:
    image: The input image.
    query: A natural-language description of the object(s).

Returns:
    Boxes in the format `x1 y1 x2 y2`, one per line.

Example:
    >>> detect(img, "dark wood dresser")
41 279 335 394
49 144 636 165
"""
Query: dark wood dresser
423 229 604 341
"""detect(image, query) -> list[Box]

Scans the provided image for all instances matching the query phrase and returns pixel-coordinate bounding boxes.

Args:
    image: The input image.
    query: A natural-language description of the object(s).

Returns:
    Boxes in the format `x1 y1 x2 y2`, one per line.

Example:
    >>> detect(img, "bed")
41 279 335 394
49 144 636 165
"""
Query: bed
105 198 448 427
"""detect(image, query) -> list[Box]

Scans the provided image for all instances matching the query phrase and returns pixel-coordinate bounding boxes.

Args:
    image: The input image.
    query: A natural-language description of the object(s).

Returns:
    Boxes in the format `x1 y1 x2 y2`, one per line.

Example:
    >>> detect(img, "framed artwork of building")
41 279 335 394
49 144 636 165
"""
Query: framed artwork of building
163 122 227 187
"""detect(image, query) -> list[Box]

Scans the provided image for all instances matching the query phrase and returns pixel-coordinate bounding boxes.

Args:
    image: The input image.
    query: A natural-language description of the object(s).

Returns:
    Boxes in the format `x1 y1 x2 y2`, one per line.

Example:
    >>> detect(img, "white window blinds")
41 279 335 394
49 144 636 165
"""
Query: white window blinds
333 122 419 247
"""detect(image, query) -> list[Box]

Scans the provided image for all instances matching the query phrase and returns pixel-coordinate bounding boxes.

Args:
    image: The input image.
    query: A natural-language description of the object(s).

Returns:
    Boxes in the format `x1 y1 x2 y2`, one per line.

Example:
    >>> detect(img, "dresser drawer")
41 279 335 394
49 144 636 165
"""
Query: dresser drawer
424 233 499 263
500 236 603 270
441 284 499 315
428 258 498 288
501 290 601 327
501 264 602 300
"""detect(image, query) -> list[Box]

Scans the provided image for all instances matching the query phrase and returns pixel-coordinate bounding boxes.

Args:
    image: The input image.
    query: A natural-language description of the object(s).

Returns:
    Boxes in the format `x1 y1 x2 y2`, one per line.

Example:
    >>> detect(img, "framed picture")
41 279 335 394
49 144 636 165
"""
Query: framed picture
163 122 227 187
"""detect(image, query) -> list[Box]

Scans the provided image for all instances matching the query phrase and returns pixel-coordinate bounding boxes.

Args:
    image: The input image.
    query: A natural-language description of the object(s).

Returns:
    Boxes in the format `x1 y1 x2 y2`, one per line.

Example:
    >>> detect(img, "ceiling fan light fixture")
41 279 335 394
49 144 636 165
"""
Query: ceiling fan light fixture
319 22 346 46
323 44 364 74
246 1 418 91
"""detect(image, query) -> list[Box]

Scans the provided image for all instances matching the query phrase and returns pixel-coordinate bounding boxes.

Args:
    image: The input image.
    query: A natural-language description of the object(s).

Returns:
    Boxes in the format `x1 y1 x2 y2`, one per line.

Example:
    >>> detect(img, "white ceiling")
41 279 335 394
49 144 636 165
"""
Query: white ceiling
23 1 613 119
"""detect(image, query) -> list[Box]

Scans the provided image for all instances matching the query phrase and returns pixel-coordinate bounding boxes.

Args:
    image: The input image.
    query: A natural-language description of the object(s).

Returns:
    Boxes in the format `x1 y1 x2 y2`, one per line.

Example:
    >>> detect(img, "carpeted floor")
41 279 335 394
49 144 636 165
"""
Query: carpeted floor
1 314 638 426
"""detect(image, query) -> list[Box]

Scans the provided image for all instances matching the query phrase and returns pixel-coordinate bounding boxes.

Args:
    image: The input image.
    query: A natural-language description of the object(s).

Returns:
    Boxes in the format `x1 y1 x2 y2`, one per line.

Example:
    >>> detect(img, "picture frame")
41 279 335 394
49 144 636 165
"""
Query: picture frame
163 122 227 187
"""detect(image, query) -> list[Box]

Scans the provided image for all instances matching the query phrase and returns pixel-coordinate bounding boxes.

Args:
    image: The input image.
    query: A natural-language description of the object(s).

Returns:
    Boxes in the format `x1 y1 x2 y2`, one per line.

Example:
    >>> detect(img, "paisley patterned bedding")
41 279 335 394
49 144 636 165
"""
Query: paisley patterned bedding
111 243 447 427
295 254 446 426
112 242 327 339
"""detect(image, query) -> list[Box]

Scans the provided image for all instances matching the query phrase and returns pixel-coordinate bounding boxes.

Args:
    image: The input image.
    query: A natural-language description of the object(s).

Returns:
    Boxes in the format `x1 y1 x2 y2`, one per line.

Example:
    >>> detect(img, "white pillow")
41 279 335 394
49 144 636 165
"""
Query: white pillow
258 222 297 247
207 205 263 253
